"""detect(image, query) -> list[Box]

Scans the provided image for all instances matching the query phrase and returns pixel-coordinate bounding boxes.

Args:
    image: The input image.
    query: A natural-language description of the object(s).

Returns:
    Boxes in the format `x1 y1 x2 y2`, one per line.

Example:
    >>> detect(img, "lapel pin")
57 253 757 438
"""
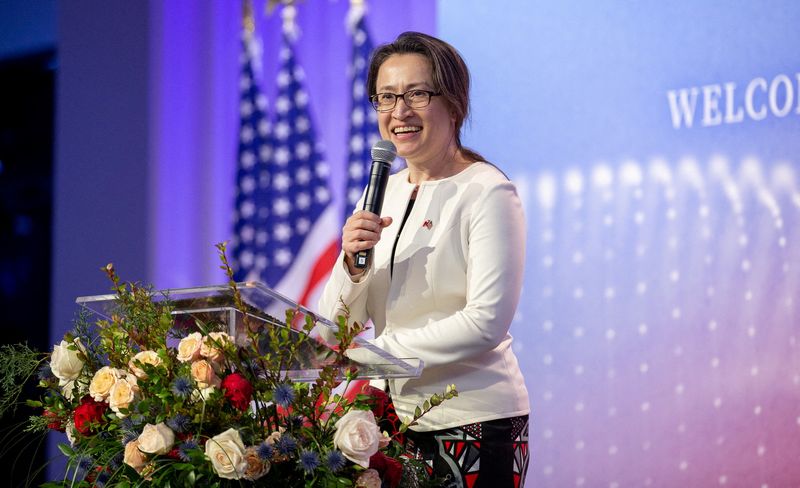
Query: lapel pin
423 219 433 229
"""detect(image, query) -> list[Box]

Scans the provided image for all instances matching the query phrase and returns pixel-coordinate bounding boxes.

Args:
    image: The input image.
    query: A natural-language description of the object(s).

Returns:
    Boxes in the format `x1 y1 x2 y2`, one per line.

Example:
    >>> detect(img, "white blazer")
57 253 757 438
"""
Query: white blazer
319 162 530 431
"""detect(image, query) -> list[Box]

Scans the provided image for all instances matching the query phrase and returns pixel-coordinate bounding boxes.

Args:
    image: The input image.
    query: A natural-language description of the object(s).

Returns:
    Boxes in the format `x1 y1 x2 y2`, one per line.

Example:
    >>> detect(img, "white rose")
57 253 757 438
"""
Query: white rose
89 366 123 401
50 340 84 382
200 332 232 363
138 422 175 455
176 332 203 363
355 469 382 488
333 409 382 468
65 421 77 446
109 374 139 418
60 379 77 401
205 428 247 480
128 351 163 379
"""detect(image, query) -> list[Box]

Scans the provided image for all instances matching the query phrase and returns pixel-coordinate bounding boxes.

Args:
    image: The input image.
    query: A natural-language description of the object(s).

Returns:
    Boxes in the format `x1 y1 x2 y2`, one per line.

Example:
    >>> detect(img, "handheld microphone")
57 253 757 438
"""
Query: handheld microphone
354 140 397 269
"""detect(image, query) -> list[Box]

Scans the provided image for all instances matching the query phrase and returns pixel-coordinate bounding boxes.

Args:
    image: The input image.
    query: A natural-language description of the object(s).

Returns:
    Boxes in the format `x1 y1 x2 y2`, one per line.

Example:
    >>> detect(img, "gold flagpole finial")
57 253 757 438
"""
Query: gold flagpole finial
242 0 255 35
267 0 296 15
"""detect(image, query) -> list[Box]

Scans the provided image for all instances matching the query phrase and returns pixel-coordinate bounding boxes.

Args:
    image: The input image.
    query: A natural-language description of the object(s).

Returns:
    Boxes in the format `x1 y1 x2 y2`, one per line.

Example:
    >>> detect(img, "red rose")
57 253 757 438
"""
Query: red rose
221 372 253 411
369 451 402 488
360 385 389 419
73 396 108 436
43 409 65 432
343 382 389 419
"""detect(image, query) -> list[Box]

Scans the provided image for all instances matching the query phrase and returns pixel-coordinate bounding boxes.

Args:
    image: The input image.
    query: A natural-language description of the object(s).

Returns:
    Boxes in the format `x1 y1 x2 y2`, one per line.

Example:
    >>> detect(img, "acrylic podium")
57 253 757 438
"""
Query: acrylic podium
75 281 423 382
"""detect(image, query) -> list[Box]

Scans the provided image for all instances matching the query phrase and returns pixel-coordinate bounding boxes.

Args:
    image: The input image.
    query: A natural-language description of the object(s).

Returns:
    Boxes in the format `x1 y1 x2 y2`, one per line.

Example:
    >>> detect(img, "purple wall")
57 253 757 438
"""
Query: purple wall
48 0 433 479
149 0 435 289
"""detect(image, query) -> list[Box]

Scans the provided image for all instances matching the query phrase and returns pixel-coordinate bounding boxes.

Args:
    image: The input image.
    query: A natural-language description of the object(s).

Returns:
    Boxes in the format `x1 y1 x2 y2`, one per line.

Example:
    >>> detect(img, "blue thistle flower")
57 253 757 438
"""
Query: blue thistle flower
120 417 136 431
273 383 295 407
290 415 304 429
37 363 54 381
121 430 139 446
178 439 199 462
75 455 93 479
166 414 190 433
108 453 123 470
169 326 190 339
95 471 110 488
325 450 346 473
257 442 274 460
298 449 320 473
171 376 193 398
276 435 297 455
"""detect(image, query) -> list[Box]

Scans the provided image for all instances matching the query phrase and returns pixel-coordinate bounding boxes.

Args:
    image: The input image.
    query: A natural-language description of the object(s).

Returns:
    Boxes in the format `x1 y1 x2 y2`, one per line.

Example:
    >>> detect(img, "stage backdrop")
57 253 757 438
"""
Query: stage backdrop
49 1 800 486
440 1 800 486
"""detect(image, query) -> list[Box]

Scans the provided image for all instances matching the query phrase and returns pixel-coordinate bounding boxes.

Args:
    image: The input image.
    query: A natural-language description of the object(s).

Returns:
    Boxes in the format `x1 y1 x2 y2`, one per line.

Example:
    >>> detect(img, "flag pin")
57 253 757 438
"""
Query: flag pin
423 219 433 229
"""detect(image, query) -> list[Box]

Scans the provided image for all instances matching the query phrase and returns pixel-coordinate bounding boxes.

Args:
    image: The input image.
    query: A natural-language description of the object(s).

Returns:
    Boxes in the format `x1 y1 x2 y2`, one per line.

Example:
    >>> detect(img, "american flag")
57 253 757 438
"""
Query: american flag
233 26 339 308
343 8 401 221
232 31 273 284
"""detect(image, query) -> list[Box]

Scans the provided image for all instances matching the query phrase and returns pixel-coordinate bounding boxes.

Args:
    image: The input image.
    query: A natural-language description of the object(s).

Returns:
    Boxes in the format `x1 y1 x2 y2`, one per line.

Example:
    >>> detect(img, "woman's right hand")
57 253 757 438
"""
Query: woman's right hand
342 210 393 276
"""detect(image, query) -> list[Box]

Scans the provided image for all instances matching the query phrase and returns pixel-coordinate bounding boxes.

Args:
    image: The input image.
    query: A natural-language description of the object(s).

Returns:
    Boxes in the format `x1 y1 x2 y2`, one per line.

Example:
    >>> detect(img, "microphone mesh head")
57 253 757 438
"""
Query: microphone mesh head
371 140 397 164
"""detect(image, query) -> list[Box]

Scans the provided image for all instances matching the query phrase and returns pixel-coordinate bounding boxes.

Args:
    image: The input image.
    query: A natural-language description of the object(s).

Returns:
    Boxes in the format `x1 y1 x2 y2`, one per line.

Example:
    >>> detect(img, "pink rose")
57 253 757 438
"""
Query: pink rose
333 409 382 468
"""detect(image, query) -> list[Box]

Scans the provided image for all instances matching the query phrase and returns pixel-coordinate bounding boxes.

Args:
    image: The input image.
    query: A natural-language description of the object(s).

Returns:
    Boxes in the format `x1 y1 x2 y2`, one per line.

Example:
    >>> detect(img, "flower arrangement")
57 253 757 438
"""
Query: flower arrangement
0 244 457 487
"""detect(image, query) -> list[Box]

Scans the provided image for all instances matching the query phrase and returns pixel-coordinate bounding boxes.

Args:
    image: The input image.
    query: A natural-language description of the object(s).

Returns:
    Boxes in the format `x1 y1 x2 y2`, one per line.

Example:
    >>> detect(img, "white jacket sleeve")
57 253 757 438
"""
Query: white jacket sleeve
317 253 372 331
372 181 526 368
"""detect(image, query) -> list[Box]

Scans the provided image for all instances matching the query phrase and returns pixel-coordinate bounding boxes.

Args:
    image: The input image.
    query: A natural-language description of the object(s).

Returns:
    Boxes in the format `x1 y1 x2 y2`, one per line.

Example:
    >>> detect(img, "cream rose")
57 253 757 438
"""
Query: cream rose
128 350 163 379
190 385 217 402
333 409 382 468
205 428 247 480
200 332 232 363
89 366 123 401
264 427 286 445
176 332 203 363
137 422 175 455
109 374 138 418
355 469 382 488
50 340 84 382
123 439 148 472
191 359 221 388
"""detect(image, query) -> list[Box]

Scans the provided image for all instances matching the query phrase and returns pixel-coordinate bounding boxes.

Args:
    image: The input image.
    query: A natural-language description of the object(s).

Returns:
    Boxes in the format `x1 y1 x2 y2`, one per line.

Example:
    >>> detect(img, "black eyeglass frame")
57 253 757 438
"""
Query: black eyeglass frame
369 89 442 112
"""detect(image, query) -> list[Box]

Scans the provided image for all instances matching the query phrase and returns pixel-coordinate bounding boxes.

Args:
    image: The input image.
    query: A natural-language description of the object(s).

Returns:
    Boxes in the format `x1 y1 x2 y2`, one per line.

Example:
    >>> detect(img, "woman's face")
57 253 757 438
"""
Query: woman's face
375 53 457 167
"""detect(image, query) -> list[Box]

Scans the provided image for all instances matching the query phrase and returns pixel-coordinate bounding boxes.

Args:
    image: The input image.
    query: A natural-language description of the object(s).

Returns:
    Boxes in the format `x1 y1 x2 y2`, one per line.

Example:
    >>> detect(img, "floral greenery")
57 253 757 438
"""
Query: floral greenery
1 243 457 487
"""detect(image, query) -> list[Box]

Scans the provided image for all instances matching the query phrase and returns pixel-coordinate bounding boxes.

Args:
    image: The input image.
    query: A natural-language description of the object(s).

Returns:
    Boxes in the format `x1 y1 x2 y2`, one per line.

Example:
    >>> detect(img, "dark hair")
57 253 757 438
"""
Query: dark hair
367 32 485 163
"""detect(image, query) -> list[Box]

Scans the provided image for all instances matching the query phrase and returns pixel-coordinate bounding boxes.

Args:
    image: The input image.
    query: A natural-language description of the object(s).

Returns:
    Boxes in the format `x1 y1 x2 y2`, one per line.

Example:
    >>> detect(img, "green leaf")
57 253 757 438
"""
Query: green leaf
57 442 75 457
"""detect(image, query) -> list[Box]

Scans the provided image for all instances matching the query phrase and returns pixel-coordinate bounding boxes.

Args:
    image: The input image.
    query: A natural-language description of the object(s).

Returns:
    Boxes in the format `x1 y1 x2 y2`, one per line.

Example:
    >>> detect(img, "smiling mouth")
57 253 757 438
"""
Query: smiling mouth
392 126 421 135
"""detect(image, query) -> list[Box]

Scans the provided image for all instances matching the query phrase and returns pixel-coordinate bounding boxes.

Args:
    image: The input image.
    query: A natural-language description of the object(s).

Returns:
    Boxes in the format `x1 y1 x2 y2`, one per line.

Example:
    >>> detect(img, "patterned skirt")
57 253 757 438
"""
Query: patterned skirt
403 415 530 488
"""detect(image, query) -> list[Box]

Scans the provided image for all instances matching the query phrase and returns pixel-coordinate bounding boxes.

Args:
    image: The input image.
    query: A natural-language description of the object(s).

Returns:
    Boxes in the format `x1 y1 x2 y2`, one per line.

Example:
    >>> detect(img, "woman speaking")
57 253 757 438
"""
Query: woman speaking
320 31 529 487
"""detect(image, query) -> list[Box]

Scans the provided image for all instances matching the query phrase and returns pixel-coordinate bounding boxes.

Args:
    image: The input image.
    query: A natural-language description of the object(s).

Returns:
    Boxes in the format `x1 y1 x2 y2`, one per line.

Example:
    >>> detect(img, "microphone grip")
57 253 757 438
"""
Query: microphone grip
354 160 392 269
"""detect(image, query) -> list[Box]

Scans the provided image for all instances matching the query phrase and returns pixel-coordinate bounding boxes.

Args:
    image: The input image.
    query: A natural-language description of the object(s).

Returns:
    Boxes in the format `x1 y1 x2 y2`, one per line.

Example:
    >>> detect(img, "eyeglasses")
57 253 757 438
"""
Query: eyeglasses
369 89 441 112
